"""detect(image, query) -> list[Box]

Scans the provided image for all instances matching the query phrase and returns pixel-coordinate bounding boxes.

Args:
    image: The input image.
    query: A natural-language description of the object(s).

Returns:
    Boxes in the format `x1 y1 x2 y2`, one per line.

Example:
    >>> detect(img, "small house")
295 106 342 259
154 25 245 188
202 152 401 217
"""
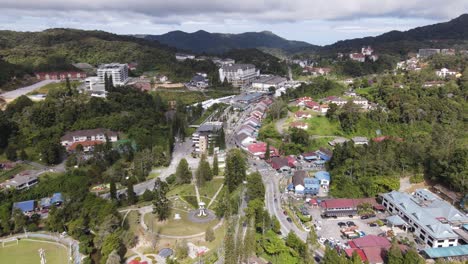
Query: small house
13 200 35 215
270 157 290 171
315 171 330 186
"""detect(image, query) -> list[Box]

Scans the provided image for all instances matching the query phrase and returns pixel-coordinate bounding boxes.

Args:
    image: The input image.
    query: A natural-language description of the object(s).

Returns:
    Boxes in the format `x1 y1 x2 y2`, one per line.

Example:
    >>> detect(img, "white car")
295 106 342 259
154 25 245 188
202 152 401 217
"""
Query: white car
319 237 326 244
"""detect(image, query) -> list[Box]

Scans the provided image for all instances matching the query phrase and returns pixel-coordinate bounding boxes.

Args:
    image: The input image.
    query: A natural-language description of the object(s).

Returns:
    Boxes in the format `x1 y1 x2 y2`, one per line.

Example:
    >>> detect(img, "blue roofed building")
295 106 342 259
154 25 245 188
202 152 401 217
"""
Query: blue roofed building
315 171 331 186
304 178 320 195
40 197 51 209
51 193 63 206
13 200 35 214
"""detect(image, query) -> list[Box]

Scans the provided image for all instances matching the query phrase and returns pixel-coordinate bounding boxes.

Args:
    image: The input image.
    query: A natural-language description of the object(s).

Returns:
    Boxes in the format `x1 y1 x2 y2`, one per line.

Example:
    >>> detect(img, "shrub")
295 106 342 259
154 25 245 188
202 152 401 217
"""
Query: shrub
410 174 424 184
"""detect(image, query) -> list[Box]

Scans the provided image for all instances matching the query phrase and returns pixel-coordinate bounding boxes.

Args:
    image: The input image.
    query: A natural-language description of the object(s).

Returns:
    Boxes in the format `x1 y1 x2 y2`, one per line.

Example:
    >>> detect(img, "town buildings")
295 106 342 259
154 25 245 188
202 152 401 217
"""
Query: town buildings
381 189 468 248
35 72 87 80
436 68 459 78
192 122 223 155
186 73 209 88
349 53 366 62
97 63 129 86
418 49 440 58
1 171 39 190
176 53 195 61
303 67 332 76
290 121 308 130
251 75 287 92
219 64 259 88
60 128 119 152
288 170 320 195
212 58 235 66
344 235 393 264
349 46 378 62
321 197 378 217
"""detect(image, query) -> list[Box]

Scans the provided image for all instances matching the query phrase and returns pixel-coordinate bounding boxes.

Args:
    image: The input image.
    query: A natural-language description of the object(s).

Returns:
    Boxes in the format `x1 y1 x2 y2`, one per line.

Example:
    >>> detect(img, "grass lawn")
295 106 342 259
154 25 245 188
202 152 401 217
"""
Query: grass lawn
168 184 196 197
168 178 224 199
0 239 68 264
27 81 80 95
145 210 219 236
305 115 342 136
198 178 223 198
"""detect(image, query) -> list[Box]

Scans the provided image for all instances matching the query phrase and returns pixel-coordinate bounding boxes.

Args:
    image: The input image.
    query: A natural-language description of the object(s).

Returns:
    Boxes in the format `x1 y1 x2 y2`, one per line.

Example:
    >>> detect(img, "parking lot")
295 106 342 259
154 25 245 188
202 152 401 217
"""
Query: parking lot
309 206 388 248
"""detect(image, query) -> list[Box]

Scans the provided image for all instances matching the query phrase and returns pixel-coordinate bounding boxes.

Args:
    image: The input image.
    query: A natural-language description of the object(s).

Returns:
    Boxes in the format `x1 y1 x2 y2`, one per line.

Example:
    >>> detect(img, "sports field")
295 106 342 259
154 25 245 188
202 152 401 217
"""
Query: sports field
0 239 68 264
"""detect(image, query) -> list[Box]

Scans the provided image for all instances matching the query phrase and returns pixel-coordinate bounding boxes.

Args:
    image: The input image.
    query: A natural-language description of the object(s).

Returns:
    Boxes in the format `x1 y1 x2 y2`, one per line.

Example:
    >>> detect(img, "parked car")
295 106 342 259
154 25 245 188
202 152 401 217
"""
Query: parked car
338 222 346 227
369 223 378 227
361 214 376 219
346 221 356 227
286 217 292 223
283 210 288 215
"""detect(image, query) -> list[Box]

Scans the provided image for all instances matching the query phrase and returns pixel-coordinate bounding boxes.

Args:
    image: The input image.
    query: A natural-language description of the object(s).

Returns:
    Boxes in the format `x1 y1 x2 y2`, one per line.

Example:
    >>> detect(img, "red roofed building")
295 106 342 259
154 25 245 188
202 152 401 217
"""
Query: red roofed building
344 248 368 262
350 53 365 62
132 82 152 91
321 198 379 217
305 101 320 111
296 97 313 106
247 142 279 158
345 235 392 264
295 111 311 119
261 98 273 106
290 121 308 130
270 157 290 171
286 156 297 167
349 235 391 249
35 72 87 80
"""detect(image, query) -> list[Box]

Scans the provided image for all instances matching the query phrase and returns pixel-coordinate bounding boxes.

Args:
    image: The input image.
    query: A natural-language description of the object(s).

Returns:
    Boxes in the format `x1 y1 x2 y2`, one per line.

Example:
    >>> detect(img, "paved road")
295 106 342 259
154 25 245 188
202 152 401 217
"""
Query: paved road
101 139 205 199
253 160 325 260
0 80 58 100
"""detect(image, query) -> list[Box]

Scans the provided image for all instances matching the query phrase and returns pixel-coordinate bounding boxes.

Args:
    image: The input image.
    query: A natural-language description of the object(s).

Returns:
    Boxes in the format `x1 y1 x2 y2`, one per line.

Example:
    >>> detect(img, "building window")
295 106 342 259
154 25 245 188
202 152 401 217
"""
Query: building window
427 241 433 247
438 240 445 243
419 234 425 240
421 230 426 235
448 239 456 242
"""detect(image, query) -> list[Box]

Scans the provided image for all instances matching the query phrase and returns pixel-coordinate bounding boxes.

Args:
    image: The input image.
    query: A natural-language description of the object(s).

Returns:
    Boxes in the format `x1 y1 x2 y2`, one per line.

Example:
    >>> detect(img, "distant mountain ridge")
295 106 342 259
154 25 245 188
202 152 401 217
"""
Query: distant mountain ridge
141 30 319 54
140 14 468 56
321 13 468 54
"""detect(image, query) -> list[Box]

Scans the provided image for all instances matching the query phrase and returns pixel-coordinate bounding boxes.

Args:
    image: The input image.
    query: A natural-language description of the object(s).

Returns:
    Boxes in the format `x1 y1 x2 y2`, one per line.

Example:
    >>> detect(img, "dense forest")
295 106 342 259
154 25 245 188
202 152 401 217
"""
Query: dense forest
327 68 468 197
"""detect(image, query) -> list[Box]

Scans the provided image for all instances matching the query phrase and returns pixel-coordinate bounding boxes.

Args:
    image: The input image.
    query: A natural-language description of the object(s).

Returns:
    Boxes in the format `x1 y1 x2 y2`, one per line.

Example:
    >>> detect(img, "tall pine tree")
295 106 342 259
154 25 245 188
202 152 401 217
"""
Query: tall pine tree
212 154 219 176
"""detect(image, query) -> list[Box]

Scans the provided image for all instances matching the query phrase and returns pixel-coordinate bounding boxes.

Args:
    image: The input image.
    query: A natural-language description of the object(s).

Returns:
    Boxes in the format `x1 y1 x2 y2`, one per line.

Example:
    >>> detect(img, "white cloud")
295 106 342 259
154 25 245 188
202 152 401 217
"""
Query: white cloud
0 0 466 44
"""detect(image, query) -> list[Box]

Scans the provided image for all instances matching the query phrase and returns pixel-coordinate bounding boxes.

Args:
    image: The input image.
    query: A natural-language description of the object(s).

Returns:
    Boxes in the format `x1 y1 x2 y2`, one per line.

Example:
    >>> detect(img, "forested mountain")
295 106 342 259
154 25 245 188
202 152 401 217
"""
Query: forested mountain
321 14 468 55
0 28 223 90
141 30 319 54
0 28 176 71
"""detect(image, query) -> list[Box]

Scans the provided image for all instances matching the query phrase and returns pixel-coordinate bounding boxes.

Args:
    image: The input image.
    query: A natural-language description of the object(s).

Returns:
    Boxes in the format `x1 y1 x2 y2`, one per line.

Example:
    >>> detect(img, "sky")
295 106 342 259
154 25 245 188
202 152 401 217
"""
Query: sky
0 0 467 45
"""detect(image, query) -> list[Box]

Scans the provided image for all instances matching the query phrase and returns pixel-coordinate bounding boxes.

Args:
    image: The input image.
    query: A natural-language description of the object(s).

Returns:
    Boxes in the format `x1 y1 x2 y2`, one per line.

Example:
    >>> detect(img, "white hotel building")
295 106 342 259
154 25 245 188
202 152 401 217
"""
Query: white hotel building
219 64 259 88
97 63 129 86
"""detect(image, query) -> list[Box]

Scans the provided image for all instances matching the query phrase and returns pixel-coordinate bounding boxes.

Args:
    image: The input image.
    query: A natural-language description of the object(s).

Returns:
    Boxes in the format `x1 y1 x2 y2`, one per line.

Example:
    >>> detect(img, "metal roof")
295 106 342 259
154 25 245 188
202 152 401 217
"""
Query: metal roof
382 190 467 239
13 200 35 213
423 245 468 259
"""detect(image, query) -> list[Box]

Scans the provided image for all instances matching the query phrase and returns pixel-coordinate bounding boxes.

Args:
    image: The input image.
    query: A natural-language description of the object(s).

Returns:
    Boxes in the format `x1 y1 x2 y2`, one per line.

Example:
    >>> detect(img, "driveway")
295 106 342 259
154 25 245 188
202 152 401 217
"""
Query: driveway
0 80 58 100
